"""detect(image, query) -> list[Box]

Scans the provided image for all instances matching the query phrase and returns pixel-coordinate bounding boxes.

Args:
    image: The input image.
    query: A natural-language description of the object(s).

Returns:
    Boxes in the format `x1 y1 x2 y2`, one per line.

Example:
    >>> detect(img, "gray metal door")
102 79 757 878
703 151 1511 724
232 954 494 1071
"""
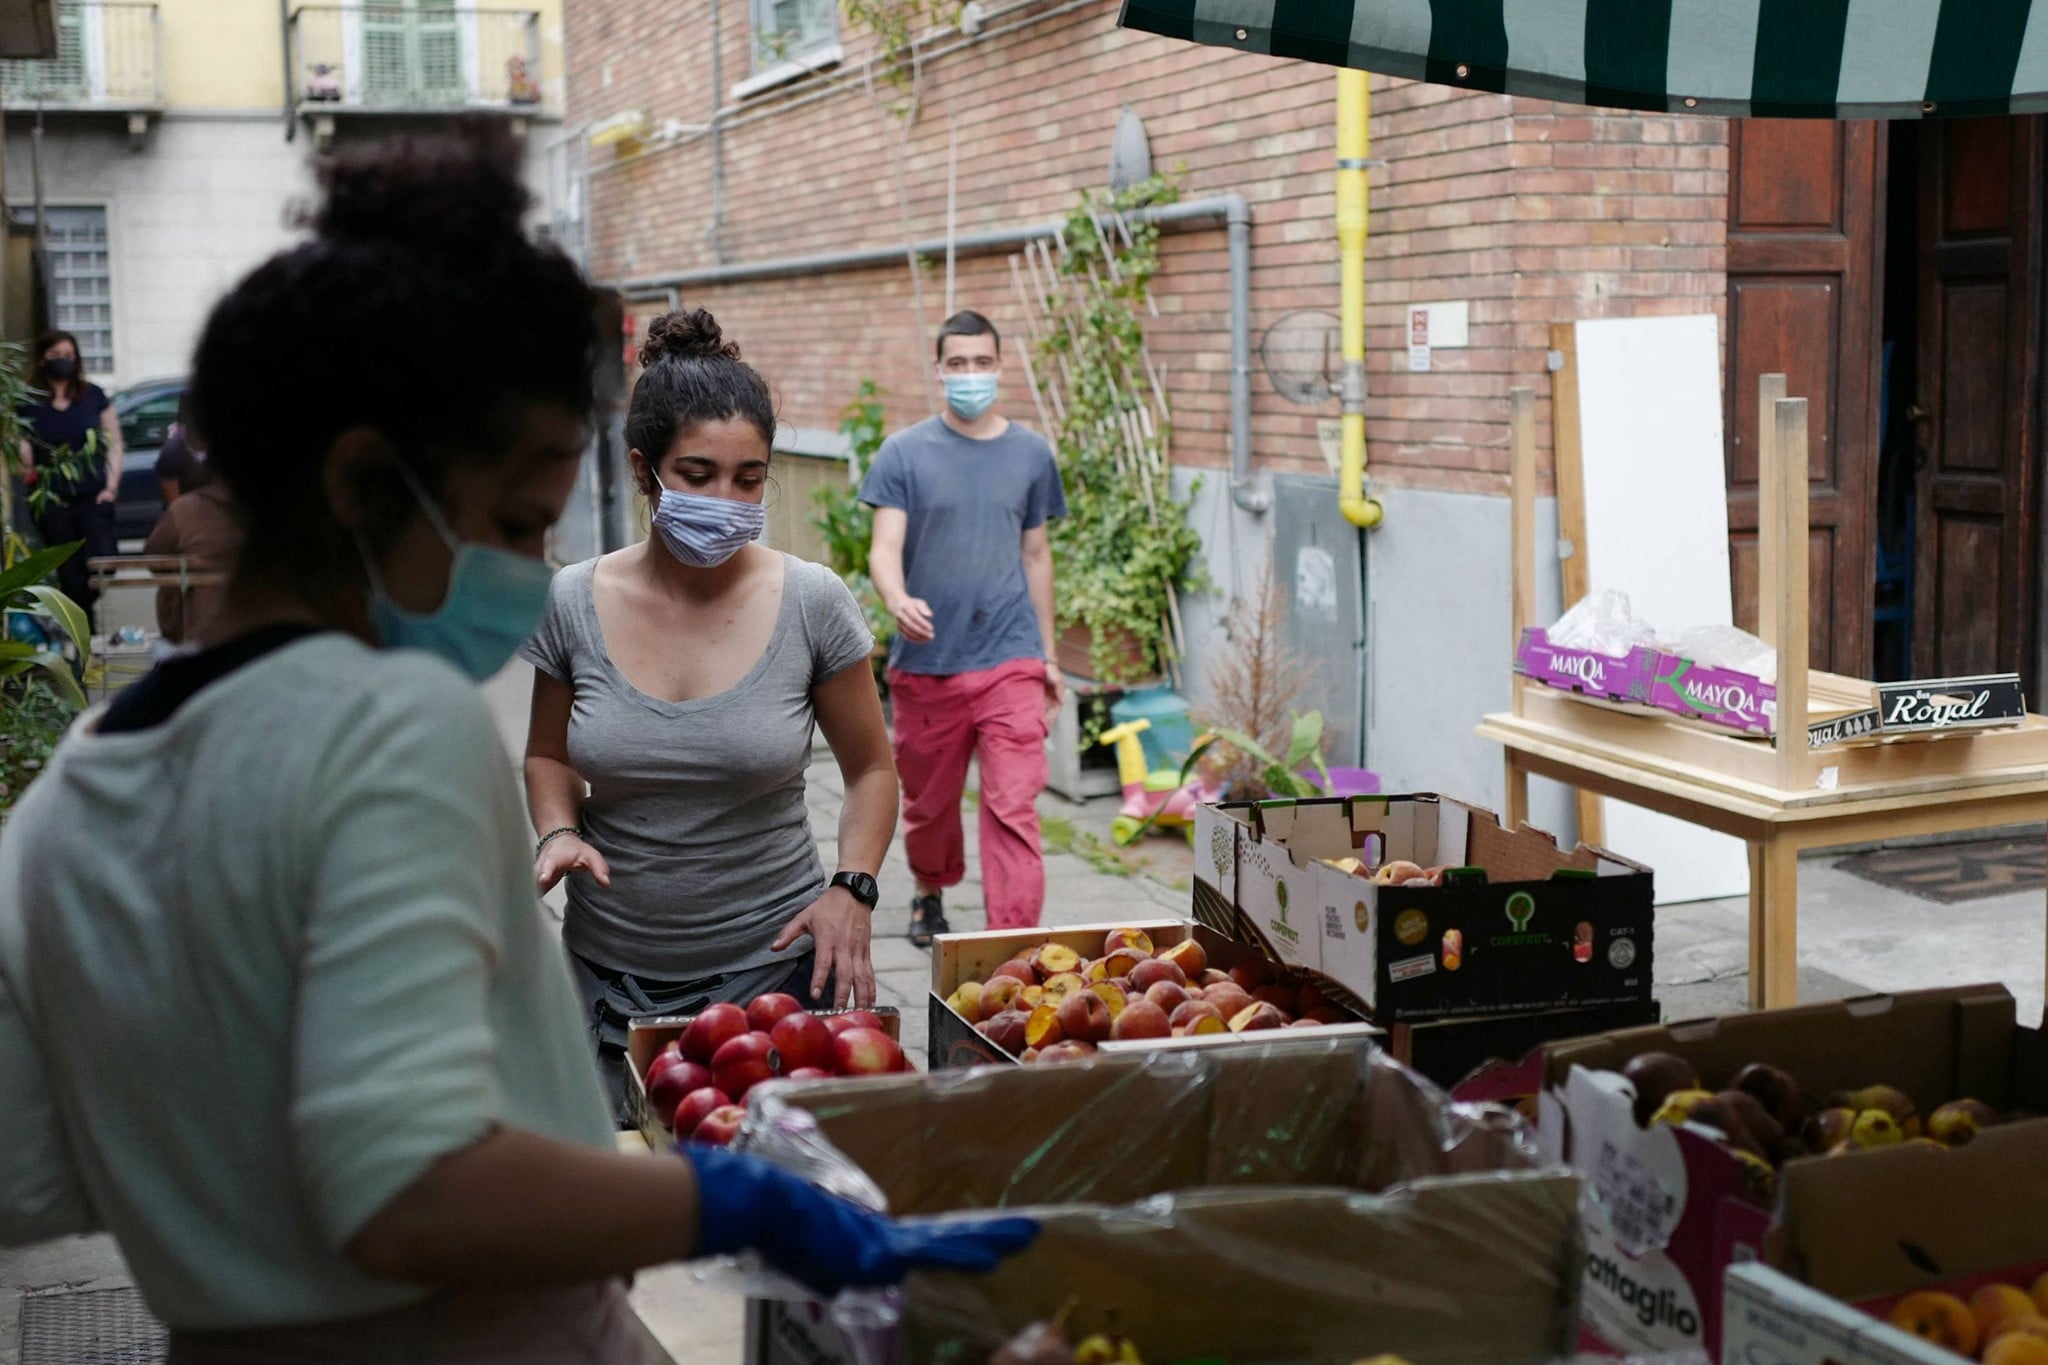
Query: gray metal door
1271 474 1365 767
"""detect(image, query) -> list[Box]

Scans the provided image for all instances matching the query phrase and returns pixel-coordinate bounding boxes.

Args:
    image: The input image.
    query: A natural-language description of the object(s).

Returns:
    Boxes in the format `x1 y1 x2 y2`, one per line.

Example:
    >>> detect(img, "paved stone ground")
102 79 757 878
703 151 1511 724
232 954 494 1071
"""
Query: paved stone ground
7 665 2043 1363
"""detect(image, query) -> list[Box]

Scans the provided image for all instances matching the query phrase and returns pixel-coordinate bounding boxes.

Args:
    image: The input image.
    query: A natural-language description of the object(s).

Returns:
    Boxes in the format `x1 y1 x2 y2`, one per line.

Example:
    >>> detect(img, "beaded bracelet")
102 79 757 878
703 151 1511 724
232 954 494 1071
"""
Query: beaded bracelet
534 826 581 858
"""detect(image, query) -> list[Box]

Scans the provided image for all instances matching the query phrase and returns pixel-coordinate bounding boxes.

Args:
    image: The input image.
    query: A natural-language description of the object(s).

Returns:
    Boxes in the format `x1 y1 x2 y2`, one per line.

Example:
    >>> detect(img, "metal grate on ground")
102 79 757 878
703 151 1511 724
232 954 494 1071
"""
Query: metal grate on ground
19 1286 165 1365
1837 837 2048 905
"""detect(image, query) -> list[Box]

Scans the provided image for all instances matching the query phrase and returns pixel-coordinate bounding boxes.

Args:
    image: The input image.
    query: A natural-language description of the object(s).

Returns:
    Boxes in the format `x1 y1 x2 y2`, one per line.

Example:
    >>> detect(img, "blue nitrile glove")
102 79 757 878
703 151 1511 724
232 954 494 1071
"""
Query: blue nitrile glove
679 1143 1038 1297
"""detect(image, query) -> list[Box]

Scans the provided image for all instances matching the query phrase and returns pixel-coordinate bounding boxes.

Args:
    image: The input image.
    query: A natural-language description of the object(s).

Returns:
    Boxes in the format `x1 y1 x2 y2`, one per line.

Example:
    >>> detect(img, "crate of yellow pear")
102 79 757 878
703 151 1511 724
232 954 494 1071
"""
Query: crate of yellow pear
1518 984 2048 1360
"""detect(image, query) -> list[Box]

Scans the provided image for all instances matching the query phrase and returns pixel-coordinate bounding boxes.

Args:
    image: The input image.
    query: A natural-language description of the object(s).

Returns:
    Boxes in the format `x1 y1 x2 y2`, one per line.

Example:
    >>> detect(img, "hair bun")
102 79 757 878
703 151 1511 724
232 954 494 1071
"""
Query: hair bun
310 121 530 256
639 308 743 366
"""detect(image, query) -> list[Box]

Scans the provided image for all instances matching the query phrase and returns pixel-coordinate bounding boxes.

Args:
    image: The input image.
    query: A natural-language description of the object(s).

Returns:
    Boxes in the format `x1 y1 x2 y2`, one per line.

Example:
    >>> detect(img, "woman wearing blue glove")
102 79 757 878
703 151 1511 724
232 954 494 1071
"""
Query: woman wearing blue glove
0 126 1031 1363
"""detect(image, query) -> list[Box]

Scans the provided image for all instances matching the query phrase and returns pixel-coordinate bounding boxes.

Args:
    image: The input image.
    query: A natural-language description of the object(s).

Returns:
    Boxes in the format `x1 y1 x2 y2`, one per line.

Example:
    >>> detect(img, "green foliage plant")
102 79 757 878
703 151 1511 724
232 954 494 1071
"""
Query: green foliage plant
810 380 894 646
1034 174 1205 684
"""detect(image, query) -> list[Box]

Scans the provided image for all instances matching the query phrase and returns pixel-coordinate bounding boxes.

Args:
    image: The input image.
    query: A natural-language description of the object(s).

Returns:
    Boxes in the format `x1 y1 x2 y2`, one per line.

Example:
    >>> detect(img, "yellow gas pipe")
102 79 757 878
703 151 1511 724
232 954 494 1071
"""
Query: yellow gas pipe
1336 70 1382 529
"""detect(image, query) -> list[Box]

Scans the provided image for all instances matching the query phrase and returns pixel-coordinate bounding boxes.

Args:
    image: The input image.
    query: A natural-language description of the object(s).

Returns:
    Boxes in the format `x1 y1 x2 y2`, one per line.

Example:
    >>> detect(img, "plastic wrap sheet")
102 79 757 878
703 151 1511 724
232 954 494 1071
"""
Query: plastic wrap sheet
1551 589 1661 656
1673 623 1777 684
748 1037 1536 1214
697 1039 1574 1364
908 1175 1581 1365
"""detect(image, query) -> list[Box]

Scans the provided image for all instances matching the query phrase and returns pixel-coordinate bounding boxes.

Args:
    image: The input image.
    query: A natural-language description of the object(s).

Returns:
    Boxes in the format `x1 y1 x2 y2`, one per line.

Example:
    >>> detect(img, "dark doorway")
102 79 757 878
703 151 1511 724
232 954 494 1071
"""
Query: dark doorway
1875 123 1919 681
1883 118 2043 688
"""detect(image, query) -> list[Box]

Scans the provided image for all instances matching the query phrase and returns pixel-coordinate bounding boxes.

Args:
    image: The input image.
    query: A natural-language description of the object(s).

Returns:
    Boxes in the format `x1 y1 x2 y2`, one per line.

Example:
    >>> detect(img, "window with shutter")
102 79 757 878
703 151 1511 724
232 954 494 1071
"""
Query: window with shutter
361 0 464 106
416 0 462 105
2 3 88 103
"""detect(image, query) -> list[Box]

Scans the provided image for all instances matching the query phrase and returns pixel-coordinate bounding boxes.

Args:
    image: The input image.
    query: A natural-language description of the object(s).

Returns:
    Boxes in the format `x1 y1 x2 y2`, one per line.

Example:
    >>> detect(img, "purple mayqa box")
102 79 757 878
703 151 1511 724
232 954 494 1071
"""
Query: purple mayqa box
1647 652 1777 736
1517 629 1780 736
1515 628 1656 702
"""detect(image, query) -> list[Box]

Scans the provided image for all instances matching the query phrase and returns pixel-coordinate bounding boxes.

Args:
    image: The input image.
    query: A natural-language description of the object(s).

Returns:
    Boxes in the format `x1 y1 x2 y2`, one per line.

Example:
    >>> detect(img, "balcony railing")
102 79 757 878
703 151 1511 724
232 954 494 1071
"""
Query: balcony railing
288 5 543 114
0 1 160 110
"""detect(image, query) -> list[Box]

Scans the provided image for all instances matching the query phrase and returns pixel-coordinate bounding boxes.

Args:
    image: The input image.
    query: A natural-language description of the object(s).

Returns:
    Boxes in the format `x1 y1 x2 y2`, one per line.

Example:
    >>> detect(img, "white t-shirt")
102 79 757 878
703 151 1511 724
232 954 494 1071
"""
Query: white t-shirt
0 635 614 1328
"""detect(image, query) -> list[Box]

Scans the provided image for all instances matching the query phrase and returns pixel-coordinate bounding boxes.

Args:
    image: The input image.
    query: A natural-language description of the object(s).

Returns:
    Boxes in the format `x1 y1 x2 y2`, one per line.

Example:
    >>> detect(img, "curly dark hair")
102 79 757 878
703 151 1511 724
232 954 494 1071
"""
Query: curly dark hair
625 307 775 492
189 119 599 592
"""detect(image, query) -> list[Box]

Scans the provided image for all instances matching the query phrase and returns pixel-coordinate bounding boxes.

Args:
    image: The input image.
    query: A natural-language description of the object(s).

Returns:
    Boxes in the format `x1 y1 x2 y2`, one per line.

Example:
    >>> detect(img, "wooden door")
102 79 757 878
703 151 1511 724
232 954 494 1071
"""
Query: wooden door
1913 116 2042 681
1724 119 1882 677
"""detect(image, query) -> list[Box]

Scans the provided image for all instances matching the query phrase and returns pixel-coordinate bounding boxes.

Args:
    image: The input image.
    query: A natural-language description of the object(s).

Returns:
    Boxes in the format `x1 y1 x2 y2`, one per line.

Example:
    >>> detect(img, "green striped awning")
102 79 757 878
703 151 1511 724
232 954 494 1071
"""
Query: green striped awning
1116 0 2048 118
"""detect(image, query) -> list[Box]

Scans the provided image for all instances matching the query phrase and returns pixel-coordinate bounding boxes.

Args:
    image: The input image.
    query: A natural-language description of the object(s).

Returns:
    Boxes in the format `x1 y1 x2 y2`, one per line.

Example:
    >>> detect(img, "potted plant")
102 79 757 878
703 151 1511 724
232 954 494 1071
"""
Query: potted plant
1031 176 1205 686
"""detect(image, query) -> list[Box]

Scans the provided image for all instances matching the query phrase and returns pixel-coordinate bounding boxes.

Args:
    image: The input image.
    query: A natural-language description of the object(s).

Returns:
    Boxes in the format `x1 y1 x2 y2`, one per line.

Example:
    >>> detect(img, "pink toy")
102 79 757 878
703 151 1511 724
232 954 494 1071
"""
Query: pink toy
1098 718 1222 846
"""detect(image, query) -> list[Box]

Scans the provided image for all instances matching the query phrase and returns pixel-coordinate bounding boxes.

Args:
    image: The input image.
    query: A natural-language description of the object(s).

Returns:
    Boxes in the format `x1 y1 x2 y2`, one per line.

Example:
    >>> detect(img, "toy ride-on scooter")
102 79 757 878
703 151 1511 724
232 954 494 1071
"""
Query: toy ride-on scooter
1098 717 1222 846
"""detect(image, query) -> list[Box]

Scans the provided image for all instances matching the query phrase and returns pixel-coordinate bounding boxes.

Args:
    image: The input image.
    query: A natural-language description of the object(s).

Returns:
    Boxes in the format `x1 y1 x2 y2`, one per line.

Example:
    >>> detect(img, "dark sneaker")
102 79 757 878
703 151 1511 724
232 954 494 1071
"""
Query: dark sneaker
909 893 950 948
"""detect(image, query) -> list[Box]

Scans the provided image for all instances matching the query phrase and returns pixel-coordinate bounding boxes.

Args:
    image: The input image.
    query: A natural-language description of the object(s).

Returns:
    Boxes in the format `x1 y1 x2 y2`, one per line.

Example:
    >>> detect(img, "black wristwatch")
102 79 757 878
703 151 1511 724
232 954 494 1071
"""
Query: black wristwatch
829 870 880 909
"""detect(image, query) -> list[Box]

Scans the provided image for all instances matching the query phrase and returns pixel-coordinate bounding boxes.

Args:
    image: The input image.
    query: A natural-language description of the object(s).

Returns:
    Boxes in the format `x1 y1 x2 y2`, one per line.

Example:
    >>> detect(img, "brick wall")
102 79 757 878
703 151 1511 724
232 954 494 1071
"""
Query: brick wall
568 0 1729 490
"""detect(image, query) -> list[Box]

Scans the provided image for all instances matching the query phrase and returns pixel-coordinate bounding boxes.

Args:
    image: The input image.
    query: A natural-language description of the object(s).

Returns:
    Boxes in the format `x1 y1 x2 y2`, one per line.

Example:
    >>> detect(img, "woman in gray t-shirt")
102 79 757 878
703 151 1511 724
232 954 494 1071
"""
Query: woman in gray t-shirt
520 309 897 1119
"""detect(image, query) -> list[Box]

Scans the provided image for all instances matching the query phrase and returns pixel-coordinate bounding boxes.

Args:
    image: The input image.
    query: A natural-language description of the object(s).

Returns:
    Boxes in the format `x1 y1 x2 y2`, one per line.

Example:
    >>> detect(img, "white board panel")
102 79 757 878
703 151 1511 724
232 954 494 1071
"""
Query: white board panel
1572 315 1751 905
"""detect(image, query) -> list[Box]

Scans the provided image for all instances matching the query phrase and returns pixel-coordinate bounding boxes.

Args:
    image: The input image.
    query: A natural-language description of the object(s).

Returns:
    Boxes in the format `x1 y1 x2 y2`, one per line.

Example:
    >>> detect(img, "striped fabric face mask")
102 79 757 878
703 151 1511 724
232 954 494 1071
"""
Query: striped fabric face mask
652 487 766 567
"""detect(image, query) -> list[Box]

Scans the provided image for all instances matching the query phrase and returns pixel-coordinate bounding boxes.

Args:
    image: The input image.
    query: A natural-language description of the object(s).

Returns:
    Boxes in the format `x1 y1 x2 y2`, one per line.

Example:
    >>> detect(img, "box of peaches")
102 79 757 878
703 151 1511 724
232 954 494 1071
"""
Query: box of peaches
927 918 1380 1070
626 997 910 1149
1727 1257 2048 1365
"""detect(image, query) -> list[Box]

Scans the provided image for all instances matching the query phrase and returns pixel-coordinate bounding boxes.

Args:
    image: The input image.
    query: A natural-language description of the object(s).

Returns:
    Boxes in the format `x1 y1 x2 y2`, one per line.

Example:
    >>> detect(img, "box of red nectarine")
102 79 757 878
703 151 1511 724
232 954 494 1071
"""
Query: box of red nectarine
925 918 1382 1070
626 1003 906 1150
1534 983 2048 1361
1193 793 1653 1024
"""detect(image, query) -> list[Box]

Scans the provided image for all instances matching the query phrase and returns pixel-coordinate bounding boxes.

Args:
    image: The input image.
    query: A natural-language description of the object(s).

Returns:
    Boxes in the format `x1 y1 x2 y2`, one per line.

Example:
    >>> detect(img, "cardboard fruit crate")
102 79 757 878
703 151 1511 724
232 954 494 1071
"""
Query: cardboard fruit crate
737 1036 1578 1365
1194 793 1654 1023
1725 1257 2048 1365
1388 996 1663 1094
927 918 1381 1069
626 1006 905 1150
1529 984 2048 1360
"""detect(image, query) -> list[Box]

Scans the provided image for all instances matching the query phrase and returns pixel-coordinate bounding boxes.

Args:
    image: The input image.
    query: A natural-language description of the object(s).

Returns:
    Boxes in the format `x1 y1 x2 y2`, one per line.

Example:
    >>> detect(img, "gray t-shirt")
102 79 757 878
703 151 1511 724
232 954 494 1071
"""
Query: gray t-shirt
858 416 1066 676
519 554 875 980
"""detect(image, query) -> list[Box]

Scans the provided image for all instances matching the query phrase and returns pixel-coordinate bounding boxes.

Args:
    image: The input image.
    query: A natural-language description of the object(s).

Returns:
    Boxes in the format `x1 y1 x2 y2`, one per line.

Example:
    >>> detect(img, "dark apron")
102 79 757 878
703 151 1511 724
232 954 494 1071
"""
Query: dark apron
166 1281 652 1364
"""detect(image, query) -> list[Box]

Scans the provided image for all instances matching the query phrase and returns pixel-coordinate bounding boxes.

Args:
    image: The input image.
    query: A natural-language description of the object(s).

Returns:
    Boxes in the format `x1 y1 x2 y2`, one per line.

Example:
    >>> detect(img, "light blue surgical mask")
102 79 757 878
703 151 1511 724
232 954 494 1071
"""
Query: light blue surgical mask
652 486 765 567
359 458 554 682
943 373 998 421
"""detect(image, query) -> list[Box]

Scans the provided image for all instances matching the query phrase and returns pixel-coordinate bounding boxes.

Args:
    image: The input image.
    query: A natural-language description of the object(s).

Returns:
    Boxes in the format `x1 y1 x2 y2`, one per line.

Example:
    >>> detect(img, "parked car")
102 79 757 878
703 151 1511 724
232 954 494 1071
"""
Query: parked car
110 377 186 543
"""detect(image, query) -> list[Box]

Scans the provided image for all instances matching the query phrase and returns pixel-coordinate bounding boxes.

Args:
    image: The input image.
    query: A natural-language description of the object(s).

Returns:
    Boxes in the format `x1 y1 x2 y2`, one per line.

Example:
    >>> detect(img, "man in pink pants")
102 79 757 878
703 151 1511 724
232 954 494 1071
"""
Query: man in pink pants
863 310 1066 942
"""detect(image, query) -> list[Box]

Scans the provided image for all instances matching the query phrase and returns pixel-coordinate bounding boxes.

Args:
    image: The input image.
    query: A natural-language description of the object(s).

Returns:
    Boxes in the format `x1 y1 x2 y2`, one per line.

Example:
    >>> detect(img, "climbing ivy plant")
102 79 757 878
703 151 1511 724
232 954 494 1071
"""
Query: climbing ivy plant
839 0 959 98
1035 174 1206 684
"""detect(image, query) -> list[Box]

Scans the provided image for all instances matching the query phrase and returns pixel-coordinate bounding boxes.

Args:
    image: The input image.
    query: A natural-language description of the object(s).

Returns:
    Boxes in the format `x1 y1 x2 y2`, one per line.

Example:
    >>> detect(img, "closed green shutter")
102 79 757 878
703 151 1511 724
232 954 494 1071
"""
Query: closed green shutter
2 2 87 103
416 0 463 105
362 0 463 107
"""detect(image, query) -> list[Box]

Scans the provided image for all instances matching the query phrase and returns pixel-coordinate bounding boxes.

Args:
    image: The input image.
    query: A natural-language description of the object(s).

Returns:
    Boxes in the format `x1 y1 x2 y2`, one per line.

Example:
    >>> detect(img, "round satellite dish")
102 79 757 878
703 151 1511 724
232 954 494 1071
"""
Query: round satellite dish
1260 310 1342 405
1109 105 1152 192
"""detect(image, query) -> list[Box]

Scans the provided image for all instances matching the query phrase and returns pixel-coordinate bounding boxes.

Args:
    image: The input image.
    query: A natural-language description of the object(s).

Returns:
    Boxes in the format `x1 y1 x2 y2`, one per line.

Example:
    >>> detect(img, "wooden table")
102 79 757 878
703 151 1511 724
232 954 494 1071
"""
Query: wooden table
1480 689 2048 1008
1480 380 2048 1011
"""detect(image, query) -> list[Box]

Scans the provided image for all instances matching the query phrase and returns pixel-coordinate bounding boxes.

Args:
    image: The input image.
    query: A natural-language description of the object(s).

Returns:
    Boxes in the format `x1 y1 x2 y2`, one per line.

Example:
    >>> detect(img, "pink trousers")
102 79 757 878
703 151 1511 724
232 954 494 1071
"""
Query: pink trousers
888 657 1049 929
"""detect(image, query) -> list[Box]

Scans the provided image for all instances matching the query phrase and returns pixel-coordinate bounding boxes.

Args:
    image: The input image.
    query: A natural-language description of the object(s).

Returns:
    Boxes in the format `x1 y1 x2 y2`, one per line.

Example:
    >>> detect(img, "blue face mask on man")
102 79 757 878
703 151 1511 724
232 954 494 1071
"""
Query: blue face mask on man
943 373 998 421
358 456 555 682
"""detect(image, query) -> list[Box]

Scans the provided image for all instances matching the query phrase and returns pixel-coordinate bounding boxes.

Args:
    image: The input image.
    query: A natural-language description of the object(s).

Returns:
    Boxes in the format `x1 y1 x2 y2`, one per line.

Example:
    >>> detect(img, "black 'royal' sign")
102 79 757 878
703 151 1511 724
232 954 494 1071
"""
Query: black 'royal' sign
1875 675 2026 733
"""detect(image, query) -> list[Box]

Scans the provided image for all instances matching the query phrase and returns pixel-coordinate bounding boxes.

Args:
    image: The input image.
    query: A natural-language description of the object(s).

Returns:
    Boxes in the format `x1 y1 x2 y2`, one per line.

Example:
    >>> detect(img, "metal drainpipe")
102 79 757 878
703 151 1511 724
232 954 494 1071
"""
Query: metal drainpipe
705 0 725 264
1225 195 1266 513
278 0 295 141
613 194 1258 490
